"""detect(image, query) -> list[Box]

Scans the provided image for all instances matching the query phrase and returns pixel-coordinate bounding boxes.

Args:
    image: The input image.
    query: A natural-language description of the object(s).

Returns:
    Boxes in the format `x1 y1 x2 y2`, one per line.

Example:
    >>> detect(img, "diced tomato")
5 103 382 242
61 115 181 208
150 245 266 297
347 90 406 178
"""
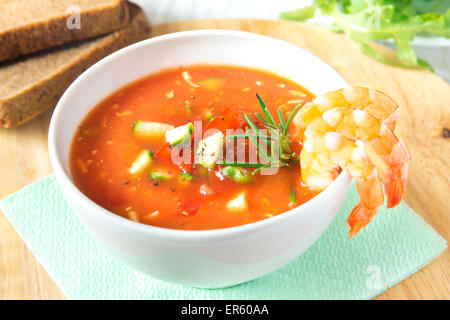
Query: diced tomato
177 202 201 216
204 108 246 136
177 147 194 173
155 142 172 161
155 142 193 173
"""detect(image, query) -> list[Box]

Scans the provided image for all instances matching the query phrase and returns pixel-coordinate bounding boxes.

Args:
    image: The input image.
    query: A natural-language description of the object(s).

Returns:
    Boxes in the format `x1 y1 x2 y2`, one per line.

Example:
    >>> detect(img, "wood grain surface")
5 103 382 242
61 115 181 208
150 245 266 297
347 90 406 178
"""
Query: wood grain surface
0 19 448 300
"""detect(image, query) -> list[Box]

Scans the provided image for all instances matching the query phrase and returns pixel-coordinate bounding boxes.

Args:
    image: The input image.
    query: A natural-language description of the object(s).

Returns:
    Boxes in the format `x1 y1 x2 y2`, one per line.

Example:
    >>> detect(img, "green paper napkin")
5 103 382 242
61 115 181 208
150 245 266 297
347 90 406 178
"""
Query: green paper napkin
0 175 446 299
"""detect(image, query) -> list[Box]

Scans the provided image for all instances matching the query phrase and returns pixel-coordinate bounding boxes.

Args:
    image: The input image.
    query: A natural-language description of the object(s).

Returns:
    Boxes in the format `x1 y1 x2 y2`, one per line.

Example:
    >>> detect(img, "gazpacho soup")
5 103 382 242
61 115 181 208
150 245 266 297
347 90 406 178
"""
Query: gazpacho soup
70 65 319 230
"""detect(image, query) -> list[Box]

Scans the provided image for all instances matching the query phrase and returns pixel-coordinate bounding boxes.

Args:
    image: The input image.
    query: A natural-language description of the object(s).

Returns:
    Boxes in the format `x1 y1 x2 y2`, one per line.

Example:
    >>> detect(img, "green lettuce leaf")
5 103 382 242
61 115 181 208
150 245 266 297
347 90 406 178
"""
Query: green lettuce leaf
280 0 450 71
279 3 319 21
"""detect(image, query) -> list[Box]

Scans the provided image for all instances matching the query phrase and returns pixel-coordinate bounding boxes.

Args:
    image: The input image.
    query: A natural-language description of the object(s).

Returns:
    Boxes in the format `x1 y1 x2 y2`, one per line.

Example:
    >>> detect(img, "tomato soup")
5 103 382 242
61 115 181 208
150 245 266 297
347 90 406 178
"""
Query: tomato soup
70 65 318 230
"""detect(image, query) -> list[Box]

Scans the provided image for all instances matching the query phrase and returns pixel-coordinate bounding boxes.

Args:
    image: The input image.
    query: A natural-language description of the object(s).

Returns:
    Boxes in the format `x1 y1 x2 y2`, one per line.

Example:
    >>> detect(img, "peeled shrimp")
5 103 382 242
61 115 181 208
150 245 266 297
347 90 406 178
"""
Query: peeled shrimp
293 87 410 237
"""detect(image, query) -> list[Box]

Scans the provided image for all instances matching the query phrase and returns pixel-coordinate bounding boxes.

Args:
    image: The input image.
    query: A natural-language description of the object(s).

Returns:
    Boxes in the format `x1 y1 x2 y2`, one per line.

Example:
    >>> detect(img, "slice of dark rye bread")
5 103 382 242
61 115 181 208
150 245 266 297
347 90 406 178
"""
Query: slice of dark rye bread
0 0 130 62
0 3 150 128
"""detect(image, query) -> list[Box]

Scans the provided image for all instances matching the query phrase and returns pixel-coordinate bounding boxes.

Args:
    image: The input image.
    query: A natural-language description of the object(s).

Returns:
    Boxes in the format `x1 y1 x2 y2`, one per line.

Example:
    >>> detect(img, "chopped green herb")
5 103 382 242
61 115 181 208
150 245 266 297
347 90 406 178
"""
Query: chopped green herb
179 172 193 180
150 169 174 181
203 109 214 122
290 188 296 204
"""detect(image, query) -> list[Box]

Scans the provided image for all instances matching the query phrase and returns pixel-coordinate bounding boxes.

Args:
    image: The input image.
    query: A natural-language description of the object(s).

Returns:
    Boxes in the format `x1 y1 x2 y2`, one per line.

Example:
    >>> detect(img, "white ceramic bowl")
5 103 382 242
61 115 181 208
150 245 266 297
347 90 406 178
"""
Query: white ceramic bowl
49 30 351 288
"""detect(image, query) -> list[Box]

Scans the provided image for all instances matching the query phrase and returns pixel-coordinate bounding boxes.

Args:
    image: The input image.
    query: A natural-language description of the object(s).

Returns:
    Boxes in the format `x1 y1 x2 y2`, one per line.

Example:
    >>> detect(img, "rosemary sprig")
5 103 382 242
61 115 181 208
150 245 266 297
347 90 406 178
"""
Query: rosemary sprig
245 127 272 163
254 93 301 166
223 94 302 173
286 103 302 130
256 94 277 128
277 109 287 131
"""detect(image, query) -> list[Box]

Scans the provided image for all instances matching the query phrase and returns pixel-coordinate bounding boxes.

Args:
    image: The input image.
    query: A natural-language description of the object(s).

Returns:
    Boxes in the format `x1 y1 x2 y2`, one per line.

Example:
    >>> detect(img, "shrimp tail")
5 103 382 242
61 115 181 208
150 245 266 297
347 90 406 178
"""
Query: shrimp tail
347 174 384 238
384 138 410 208
347 203 380 238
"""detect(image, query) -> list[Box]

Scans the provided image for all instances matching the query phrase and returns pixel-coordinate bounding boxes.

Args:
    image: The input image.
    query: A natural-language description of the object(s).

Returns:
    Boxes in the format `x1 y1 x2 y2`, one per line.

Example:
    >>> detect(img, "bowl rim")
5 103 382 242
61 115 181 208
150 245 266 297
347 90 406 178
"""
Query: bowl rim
48 29 351 242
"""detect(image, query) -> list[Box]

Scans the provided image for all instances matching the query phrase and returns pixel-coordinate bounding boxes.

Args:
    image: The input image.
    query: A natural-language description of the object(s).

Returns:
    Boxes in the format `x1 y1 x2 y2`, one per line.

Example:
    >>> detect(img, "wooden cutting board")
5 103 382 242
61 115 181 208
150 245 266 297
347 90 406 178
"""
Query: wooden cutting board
0 19 448 300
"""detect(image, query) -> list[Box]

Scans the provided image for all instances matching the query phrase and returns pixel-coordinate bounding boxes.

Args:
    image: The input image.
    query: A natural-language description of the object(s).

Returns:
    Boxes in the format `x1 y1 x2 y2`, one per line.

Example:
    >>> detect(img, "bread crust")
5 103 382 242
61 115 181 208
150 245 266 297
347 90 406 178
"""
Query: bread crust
0 0 130 62
0 3 150 128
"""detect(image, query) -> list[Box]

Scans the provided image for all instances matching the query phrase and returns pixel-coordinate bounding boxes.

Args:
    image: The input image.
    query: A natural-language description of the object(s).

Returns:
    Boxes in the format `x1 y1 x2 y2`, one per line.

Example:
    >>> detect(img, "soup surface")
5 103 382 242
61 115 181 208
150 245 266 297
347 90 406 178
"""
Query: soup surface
70 65 318 230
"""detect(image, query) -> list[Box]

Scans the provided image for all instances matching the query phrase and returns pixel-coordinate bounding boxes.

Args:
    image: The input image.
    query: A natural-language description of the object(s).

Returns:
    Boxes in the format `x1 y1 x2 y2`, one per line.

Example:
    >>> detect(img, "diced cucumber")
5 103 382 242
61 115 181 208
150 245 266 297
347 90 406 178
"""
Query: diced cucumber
132 121 174 140
196 131 224 169
196 78 227 91
129 150 153 174
227 192 248 212
179 173 193 180
165 122 194 146
221 166 252 183
150 168 175 181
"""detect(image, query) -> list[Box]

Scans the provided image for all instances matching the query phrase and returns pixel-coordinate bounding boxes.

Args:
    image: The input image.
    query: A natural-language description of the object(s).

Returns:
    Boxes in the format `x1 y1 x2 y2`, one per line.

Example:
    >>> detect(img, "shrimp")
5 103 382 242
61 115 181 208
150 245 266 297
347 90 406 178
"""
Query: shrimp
293 87 410 237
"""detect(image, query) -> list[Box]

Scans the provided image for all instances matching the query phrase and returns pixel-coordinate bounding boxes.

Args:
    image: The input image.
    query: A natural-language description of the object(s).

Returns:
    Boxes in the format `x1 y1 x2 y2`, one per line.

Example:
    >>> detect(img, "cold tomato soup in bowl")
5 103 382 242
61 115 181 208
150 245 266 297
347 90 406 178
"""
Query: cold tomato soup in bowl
49 30 351 288
70 65 319 230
